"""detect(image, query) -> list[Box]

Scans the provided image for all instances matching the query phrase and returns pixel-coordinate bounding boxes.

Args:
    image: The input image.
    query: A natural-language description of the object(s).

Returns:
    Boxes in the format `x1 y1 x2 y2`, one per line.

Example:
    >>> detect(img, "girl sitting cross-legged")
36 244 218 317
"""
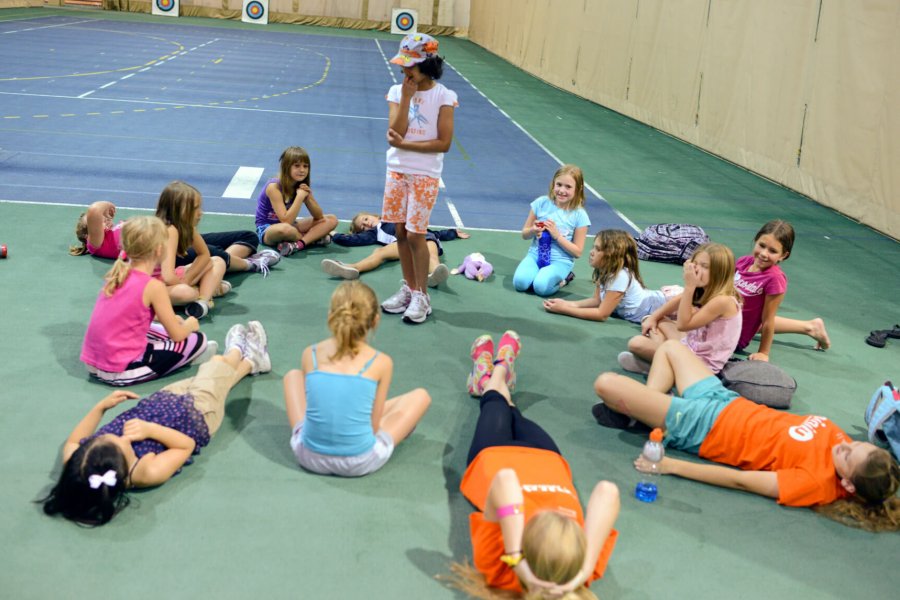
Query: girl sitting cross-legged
283 281 431 477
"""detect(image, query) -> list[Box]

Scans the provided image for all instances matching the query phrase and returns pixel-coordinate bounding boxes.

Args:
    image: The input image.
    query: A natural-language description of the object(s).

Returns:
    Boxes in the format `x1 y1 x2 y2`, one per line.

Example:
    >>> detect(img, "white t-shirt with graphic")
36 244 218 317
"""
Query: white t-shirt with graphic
386 82 458 178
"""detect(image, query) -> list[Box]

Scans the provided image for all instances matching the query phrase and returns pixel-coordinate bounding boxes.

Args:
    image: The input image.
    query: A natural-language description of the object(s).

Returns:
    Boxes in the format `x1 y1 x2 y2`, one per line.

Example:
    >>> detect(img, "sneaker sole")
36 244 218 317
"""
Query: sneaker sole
277 243 296 257
321 259 359 280
191 340 218 365
402 306 432 324
427 264 450 288
617 351 651 374
382 302 410 314
184 302 208 319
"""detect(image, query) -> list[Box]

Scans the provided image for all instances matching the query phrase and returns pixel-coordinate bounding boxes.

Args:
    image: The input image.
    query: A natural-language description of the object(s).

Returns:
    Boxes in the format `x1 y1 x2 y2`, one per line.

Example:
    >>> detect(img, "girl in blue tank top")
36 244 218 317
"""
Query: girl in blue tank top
283 281 431 477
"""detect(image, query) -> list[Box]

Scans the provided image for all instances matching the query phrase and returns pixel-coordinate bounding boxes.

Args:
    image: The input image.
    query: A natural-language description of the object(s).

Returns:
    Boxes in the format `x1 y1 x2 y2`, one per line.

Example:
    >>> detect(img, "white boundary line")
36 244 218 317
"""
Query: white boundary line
0 198 515 233
374 39 398 84
1 18 94 34
445 61 640 233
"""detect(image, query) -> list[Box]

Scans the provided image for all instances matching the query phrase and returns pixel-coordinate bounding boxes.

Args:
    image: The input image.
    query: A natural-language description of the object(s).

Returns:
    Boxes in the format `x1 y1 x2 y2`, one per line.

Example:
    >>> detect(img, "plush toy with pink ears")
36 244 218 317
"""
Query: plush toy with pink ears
451 252 493 281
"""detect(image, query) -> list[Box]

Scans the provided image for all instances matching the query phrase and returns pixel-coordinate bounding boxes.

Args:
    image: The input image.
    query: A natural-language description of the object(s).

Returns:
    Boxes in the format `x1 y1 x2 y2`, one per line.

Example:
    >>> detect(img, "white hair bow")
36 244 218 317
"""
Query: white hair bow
88 469 118 490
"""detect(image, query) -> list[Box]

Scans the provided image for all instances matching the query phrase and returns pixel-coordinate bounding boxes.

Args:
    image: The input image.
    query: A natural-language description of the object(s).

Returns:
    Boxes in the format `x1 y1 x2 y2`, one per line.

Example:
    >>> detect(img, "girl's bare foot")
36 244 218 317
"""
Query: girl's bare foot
808 318 830 350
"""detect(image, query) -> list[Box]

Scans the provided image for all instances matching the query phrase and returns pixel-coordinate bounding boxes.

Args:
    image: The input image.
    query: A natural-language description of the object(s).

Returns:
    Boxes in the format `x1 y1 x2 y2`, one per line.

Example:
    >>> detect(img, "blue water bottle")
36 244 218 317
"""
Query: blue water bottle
635 428 664 503
537 230 552 268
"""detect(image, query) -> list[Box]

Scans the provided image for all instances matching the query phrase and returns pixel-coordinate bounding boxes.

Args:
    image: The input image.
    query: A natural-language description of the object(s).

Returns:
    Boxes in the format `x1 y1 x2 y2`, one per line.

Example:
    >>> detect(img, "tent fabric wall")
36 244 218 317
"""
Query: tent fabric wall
469 0 899 239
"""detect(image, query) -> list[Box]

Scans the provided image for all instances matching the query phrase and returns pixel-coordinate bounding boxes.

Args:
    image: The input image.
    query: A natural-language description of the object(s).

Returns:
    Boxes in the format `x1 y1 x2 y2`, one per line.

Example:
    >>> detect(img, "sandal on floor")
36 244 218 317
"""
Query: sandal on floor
866 330 889 348
887 324 900 339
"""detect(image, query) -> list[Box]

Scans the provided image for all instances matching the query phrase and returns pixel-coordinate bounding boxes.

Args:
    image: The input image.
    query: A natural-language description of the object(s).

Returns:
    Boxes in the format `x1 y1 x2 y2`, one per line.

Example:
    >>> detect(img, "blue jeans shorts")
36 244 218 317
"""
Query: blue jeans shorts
256 224 272 245
664 376 739 454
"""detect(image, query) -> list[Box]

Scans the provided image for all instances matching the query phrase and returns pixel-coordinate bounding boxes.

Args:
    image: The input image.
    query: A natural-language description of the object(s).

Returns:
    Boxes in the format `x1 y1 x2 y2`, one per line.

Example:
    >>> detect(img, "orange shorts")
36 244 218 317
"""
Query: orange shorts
381 171 439 234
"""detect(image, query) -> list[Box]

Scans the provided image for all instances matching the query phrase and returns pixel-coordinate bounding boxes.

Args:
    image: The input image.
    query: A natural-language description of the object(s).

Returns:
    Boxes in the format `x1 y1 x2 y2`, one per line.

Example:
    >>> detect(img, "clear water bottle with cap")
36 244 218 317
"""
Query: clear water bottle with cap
635 428 664 503
537 230 552 268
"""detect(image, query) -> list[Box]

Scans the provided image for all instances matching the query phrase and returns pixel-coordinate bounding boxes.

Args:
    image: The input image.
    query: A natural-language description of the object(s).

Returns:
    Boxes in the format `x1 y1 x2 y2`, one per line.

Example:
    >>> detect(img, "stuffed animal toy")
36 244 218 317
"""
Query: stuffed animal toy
451 252 493 281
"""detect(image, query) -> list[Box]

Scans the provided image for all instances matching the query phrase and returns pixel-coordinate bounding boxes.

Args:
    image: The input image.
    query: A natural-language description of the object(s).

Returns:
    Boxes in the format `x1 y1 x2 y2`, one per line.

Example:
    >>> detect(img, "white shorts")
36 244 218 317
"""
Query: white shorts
290 422 394 477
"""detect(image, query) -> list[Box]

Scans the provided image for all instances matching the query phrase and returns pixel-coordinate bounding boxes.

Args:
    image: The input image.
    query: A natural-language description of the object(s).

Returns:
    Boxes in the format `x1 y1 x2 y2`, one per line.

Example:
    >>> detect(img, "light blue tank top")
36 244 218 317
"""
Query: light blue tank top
301 346 379 456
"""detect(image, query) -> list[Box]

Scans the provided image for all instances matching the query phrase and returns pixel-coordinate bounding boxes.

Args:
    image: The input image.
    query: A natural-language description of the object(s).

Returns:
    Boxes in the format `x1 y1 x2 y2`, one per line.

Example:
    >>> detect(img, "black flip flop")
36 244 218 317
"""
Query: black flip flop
887 324 900 339
866 330 889 348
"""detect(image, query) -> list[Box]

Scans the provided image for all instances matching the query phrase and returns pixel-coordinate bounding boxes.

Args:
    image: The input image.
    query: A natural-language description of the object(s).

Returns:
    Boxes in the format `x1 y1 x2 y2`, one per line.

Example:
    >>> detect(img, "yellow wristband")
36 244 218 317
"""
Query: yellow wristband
500 552 523 568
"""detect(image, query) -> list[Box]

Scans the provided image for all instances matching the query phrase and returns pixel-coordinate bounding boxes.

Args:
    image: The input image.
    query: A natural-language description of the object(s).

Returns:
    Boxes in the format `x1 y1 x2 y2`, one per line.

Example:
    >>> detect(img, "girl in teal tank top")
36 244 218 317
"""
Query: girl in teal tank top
283 281 432 477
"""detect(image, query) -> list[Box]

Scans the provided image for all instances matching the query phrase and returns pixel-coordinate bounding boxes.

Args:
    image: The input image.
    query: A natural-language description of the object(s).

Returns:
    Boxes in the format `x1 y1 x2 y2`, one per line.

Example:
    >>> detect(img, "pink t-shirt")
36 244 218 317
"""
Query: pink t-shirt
733 255 787 349
683 297 742 374
81 270 154 372
85 222 124 259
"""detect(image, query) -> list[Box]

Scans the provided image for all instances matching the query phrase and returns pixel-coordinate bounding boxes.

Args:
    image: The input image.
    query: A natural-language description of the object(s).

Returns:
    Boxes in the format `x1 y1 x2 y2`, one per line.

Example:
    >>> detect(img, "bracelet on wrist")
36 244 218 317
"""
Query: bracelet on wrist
499 551 523 568
495 503 524 519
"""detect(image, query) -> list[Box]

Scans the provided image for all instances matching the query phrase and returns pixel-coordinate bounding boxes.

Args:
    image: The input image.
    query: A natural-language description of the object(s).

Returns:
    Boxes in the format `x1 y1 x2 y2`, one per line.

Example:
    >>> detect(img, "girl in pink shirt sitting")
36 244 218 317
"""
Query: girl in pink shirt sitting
81 216 211 387
619 243 742 375
734 220 830 361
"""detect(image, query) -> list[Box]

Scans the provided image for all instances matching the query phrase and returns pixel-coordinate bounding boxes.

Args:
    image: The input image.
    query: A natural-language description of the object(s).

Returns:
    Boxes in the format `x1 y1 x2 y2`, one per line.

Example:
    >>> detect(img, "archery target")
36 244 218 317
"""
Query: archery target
391 8 418 35
151 0 179 17
242 0 269 25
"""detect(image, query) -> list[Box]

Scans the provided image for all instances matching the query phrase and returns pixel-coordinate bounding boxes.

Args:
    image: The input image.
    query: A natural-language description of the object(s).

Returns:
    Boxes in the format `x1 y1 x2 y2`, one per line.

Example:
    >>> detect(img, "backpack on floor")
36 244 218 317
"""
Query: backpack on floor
718 359 797 409
636 224 709 264
865 381 900 460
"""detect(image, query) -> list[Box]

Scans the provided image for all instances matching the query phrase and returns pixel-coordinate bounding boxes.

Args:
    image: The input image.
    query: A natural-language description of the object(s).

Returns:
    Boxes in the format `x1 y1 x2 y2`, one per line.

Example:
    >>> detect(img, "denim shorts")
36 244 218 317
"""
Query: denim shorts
290 422 395 477
256 224 272 245
664 376 739 454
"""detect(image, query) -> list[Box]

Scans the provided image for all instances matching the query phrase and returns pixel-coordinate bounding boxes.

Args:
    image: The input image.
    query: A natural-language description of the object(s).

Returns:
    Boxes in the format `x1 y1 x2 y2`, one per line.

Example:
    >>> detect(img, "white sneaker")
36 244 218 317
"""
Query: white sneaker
618 351 651 374
381 281 412 314
245 320 271 375
225 323 248 355
321 259 359 280
402 291 432 324
214 281 232 297
190 340 218 365
427 264 450 288
247 249 280 277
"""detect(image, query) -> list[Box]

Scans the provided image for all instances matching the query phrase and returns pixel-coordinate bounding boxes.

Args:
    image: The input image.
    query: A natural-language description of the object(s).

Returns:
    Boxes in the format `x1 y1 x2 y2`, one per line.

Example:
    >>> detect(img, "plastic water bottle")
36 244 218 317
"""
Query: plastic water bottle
635 428 664 503
537 230 552 268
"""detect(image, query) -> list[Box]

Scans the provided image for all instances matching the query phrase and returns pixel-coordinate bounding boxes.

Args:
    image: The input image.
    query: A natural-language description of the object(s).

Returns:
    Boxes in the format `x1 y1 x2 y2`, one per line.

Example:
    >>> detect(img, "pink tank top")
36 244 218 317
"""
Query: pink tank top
85 222 124 259
81 270 155 372
684 297 742 374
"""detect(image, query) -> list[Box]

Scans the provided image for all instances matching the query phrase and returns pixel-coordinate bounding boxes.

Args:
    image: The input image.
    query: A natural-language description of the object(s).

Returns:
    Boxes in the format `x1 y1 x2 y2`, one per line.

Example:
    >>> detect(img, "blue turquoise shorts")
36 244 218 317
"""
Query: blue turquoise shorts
664 376 739 454
256 224 272 245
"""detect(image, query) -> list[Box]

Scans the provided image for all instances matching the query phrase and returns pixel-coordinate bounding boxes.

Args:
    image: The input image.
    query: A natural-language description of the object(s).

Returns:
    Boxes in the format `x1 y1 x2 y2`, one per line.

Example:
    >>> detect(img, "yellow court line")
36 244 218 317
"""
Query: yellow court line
1 50 332 122
0 27 186 82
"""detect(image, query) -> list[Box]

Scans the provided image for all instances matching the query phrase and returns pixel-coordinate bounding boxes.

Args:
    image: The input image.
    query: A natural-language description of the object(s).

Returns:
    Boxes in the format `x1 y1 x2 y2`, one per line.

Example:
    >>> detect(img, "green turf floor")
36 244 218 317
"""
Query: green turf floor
1 7 898 600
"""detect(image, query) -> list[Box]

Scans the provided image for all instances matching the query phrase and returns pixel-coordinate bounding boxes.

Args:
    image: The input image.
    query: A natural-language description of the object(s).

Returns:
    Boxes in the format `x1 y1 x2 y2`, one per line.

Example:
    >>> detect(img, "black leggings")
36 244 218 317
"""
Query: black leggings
466 391 561 465
176 231 259 269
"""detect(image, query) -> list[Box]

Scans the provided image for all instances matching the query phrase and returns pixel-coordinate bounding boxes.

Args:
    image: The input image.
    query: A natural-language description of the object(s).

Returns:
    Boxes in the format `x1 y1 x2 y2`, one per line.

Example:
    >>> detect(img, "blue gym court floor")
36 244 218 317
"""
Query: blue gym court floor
1 8 898 600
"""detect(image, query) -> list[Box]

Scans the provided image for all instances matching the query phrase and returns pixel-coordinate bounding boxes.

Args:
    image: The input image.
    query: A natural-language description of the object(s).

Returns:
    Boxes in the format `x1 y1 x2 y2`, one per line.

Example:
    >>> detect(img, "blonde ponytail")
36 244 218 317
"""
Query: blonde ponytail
101 216 167 296
326 281 378 361
102 258 133 296
442 512 598 600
